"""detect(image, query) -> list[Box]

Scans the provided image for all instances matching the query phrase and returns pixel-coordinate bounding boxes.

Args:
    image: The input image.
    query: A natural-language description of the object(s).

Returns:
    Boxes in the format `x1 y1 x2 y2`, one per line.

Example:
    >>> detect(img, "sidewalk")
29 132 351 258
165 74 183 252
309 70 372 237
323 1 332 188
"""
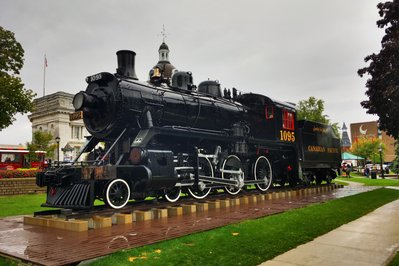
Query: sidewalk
260 194 399 266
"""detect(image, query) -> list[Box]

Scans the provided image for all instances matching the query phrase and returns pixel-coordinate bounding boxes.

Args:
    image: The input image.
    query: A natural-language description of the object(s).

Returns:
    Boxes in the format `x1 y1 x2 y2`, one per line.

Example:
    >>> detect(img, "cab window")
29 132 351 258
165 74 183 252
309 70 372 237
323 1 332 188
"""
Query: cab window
265 106 274 119
282 110 294 130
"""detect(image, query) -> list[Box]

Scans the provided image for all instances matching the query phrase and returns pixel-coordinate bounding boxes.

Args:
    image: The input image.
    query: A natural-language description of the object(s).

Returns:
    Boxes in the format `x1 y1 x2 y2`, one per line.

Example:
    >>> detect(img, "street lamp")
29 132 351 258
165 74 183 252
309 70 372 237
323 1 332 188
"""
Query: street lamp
378 144 384 179
55 136 60 166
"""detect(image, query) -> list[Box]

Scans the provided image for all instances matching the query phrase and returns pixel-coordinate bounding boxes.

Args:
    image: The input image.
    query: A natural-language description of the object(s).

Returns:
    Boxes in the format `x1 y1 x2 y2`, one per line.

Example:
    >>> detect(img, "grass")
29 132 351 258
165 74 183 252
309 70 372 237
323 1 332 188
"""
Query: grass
0 256 18 266
89 188 399 266
388 252 399 266
0 194 105 218
0 194 55 218
336 176 399 187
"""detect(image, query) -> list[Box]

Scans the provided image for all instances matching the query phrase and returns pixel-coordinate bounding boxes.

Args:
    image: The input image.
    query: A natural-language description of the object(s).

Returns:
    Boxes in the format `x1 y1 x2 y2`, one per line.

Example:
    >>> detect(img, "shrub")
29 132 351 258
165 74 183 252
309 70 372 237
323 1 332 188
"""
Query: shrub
0 169 40 179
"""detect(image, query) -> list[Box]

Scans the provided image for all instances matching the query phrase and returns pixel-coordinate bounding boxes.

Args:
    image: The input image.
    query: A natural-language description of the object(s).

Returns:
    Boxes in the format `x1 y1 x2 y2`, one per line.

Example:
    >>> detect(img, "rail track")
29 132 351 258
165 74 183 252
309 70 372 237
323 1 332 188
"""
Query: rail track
33 184 332 221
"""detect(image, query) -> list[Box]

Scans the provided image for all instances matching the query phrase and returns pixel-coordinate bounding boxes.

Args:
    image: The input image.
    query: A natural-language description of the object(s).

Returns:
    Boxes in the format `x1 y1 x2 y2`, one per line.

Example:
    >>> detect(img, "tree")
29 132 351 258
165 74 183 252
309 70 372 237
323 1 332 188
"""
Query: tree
296 96 339 137
392 141 399 174
350 137 385 163
358 0 399 139
26 131 56 162
0 26 35 130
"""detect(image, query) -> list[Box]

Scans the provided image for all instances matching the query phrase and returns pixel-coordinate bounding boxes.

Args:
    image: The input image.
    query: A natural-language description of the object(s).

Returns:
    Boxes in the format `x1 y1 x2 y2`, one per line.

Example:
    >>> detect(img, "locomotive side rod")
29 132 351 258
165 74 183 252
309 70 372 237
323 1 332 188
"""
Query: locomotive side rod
198 175 238 186
175 175 238 187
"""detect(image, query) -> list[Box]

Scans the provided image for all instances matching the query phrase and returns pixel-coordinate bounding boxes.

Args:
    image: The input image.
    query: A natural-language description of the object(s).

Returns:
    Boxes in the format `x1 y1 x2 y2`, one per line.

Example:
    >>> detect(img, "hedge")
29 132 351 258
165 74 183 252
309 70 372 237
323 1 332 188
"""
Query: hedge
0 169 40 179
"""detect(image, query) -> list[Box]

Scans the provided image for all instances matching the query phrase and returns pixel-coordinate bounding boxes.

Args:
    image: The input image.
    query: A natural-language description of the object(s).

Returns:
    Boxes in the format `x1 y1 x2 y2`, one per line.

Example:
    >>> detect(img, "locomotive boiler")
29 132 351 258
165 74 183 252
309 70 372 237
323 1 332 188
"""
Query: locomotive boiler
36 49 341 210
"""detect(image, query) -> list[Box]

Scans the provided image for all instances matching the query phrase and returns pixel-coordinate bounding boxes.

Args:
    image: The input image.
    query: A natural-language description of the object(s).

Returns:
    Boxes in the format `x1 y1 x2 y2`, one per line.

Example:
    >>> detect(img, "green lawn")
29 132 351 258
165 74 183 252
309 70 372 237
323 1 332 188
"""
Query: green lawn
388 252 399 266
0 194 55 218
0 194 105 218
1 189 398 265
90 188 399 266
336 176 399 187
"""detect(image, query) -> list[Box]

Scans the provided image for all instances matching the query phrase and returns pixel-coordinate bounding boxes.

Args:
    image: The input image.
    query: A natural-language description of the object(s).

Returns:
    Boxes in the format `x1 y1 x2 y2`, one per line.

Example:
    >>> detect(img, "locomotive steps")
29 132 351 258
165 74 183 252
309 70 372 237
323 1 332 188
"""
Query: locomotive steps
23 184 343 232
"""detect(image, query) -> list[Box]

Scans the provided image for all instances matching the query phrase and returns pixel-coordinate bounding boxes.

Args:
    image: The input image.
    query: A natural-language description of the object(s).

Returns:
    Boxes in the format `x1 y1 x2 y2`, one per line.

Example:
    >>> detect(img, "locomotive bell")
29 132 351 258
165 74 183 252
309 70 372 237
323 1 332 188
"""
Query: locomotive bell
116 50 138 80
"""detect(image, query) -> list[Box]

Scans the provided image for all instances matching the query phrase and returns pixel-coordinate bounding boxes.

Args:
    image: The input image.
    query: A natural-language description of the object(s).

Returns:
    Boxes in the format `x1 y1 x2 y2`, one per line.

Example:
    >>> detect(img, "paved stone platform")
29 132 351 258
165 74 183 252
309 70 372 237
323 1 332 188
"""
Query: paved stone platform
0 184 376 265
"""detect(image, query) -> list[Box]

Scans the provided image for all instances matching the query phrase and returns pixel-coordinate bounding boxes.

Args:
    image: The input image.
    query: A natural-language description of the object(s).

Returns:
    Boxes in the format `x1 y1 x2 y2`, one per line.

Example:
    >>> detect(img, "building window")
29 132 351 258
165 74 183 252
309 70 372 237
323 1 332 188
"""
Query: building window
71 126 82 139
282 110 295 130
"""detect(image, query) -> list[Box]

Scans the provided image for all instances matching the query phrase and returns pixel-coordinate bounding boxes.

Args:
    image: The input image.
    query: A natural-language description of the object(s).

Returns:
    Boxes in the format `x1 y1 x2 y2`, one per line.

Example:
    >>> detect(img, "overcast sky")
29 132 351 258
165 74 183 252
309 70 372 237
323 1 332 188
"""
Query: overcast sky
0 0 384 145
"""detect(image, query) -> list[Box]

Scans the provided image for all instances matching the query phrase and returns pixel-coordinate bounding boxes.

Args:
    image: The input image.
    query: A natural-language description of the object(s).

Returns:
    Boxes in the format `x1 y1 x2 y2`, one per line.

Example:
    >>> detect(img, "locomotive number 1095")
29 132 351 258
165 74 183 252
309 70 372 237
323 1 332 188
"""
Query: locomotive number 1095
279 130 295 142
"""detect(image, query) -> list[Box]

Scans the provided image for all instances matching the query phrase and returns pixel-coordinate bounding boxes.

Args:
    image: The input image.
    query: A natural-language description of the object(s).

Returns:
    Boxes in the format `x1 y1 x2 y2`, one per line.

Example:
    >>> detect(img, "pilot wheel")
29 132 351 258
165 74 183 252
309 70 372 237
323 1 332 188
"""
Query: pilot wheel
104 178 131 209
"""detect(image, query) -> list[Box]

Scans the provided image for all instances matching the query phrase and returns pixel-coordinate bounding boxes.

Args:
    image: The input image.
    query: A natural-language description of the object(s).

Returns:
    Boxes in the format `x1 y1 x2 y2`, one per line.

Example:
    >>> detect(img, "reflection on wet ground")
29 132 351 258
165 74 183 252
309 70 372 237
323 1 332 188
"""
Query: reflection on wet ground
0 184 377 265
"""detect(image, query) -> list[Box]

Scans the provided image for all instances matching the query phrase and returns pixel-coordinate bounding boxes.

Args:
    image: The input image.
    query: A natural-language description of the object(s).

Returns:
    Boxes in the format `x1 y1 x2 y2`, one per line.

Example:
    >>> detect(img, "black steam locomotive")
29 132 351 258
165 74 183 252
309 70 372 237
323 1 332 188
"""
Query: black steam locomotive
36 49 341 209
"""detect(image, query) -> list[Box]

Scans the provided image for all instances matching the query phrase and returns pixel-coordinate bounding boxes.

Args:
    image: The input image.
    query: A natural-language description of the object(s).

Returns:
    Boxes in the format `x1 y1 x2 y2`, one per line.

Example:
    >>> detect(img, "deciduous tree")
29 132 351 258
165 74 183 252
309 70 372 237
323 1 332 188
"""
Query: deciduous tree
26 131 56 162
0 26 35 130
296 96 339 137
358 0 399 139
392 141 399 173
351 137 385 163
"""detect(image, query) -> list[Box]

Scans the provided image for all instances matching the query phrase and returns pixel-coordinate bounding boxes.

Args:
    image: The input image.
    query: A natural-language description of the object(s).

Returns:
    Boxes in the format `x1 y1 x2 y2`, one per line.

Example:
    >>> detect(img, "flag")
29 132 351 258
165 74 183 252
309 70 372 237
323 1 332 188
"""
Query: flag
44 55 48 67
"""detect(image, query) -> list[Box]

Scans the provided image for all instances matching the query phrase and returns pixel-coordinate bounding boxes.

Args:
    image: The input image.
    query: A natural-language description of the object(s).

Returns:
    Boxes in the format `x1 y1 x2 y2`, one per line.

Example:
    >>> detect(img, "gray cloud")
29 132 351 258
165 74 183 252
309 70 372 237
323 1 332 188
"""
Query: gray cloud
0 0 382 144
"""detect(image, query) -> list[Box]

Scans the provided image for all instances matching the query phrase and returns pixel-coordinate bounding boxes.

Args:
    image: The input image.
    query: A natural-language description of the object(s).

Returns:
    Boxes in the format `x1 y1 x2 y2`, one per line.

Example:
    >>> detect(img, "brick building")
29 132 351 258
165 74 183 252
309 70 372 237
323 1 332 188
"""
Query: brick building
350 121 396 162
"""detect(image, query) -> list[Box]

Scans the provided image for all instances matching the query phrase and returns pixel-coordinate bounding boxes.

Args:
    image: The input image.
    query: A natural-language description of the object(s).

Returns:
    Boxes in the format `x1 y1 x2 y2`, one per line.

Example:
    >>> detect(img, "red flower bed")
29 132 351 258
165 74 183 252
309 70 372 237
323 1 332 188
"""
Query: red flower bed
0 169 41 179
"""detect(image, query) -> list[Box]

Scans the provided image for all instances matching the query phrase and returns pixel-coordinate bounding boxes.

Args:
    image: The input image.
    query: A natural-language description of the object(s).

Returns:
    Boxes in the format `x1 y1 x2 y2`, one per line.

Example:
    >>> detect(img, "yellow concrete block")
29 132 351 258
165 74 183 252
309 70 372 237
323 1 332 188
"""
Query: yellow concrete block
182 204 196 214
194 202 208 212
48 218 67 230
65 219 88 232
167 206 183 217
208 201 221 210
23 216 45 227
152 208 168 219
134 210 152 222
89 216 112 229
273 192 280 199
266 193 273 200
230 198 240 206
112 213 132 224
219 199 230 208
240 196 249 204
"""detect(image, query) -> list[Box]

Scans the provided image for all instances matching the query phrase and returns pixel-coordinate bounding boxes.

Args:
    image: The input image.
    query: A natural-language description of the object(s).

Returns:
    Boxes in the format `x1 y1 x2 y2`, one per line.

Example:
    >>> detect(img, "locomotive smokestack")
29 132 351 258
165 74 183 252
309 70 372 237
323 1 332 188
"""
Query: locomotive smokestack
116 50 138 80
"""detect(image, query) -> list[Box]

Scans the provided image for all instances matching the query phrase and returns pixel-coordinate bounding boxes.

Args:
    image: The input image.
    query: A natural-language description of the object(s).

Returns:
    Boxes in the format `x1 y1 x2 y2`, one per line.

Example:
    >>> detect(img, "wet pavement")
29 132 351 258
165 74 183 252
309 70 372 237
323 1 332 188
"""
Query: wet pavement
0 185 377 265
260 192 399 266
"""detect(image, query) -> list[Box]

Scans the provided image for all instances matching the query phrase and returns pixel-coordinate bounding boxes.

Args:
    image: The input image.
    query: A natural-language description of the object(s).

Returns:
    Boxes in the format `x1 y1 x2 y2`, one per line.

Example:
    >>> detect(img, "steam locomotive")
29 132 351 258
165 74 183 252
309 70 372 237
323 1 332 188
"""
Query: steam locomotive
36 49 341 209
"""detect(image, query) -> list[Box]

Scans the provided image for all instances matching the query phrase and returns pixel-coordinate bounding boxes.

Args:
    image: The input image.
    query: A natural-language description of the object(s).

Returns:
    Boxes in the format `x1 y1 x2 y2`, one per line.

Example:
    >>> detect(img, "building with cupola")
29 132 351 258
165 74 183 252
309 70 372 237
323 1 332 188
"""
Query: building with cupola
149 41 177 83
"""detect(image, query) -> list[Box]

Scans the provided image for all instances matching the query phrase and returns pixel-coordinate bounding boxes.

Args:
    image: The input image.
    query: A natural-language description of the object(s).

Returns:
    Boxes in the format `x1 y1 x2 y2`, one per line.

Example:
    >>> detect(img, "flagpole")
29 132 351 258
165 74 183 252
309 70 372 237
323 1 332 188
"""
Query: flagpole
43 54 46 97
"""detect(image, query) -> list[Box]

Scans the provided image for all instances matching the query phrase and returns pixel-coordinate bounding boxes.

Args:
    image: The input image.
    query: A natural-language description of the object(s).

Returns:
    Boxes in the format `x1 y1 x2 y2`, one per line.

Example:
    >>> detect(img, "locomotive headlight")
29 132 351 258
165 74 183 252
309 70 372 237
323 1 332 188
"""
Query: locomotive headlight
73 91 102 111
130 148 147 165
73 92 85 110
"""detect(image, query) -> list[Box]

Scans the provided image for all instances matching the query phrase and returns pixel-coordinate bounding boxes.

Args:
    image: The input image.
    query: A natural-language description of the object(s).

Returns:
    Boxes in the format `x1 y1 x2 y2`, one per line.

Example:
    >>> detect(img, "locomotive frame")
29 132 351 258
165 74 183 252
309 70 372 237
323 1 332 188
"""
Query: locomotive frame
36 49 341 210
